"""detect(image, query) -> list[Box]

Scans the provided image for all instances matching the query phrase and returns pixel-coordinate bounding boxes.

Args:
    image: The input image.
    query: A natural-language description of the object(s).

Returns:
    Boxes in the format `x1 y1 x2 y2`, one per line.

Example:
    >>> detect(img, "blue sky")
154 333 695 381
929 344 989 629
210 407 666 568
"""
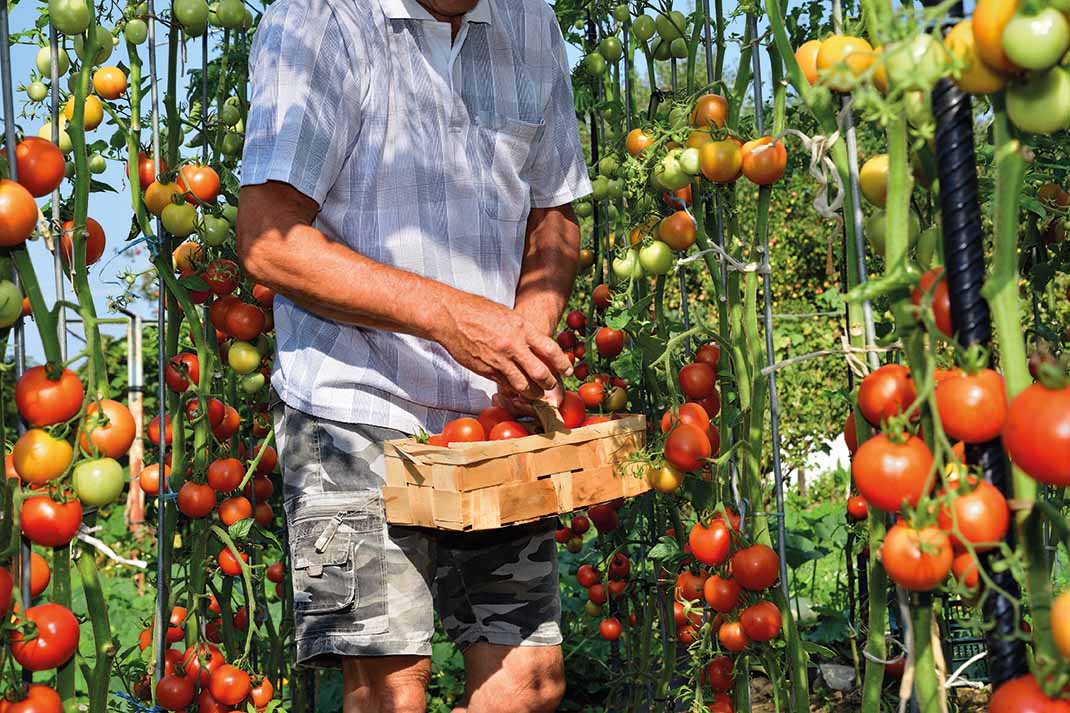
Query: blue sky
4 0 752 366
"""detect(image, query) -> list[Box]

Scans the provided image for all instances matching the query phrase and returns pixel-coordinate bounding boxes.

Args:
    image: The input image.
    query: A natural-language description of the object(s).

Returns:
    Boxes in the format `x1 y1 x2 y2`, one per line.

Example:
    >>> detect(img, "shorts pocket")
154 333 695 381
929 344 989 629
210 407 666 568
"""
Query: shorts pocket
289 493 389 634
475 112 543 222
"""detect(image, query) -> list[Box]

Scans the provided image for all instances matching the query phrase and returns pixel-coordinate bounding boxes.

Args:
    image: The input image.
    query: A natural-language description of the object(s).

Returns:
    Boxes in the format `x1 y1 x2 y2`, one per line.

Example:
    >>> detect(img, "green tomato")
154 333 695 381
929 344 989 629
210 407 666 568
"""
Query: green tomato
598 36 623 63
65 160 75 177
49 0 91 35
607 179 624 201
613 4 630 23
669 37 688 59
654 149 691 191
1002 8 1070 71
88 153 107 174
124 18 148 44
200 215 231 247
651 39 671 61
667 105 689 129
655 10 686 41
591 175 610 201
583 51 607 76
1006 67 1070 135
574 201 593 219
161 202 198 237
229 341 262 374
219 103 241 126
916 225 941 269
865 209 920 255
904 90 932 128
243 7 253 27
173 0 210 29
606 203 619 220
632 14 655 41
585 601 603 617
208 1 220 25
240 372 266 394
215 0 245 29
36 46 69 77
598 156 618 177
184 19 208 36
254 333 274 356
0 280 23 327
638 240 674 275
612 248 644 280
73 457 125 507
221 131 243 156
38 121 72 153
883 33 946 92
74 25 114 65
222 203 238 224
678 147 701 176
26 81 48 102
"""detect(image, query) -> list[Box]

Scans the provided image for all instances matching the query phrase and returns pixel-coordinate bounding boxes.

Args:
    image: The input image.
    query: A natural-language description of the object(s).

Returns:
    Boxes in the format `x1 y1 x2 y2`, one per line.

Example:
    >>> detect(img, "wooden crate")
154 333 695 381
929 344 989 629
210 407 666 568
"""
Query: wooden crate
382 415 648 531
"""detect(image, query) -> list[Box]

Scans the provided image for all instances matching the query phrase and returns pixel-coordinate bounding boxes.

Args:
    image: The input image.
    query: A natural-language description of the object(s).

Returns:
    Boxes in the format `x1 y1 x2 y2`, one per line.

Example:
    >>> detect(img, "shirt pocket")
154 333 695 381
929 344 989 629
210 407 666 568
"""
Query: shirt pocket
475 111 544 223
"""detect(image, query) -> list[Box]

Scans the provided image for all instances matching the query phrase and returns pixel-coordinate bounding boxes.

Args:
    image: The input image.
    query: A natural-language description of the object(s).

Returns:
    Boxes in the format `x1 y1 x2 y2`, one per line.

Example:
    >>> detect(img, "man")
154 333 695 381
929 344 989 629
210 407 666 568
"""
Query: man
235 0 590 708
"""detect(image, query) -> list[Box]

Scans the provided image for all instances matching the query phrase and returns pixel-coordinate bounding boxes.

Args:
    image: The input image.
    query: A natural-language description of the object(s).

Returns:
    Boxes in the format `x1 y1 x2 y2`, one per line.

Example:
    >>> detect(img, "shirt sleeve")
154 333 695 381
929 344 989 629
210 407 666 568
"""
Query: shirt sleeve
527 18 592 209
240 0 365 206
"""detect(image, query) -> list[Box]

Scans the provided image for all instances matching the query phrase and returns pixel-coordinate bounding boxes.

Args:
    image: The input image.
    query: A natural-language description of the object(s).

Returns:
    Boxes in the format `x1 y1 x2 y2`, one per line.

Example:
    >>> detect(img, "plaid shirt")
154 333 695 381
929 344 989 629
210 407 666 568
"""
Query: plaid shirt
242 0 591 433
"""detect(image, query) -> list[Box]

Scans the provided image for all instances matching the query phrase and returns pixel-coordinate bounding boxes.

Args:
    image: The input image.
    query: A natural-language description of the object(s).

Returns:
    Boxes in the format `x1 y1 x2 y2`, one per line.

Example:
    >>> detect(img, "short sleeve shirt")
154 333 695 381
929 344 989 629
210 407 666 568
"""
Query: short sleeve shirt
241 0 591 433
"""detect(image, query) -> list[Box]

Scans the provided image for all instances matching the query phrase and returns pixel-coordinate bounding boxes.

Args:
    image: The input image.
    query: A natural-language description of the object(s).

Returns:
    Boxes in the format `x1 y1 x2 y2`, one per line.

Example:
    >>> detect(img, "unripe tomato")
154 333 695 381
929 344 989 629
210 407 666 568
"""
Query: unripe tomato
972 0 1020 72
13 429 74 485
816 35 875 92
657 210 696 251
1006 66 1070 135
161 202 198 237
945 20 1008 95
794 39 822 84
690 93 727 128
1002 8 1070 71
740 137 787 186
638 240 674 275
699 139 742 183
228 341 262 374
144 180 181 215
73 457 125 507
858 154 889 207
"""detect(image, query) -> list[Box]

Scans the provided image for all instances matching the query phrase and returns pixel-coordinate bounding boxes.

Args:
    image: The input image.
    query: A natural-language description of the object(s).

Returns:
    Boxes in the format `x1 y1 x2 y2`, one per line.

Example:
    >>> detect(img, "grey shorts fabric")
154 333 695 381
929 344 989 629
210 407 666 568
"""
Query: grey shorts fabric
274 402 562 667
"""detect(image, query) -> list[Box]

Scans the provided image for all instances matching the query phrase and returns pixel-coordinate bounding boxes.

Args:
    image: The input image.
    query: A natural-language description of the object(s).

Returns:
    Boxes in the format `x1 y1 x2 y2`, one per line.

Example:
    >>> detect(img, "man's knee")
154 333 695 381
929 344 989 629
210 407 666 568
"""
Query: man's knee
501 650 566 713
344 656 430 713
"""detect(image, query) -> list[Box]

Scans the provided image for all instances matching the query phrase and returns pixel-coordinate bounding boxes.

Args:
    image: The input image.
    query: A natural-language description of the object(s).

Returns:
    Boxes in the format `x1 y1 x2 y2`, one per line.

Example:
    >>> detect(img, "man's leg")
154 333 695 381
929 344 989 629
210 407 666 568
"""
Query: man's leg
454 643 564 713
343 655 432 713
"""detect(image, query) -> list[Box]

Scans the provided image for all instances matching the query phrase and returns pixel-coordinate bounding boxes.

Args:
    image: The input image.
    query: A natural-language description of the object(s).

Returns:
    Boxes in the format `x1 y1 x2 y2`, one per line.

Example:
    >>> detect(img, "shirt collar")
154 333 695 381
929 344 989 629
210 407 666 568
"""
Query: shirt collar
381 0 492 24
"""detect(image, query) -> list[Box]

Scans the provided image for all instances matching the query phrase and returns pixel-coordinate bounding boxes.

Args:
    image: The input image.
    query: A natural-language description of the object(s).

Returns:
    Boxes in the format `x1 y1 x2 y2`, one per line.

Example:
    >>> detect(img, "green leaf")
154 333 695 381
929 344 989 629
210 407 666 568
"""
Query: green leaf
228 518 254 541
647 536 681 561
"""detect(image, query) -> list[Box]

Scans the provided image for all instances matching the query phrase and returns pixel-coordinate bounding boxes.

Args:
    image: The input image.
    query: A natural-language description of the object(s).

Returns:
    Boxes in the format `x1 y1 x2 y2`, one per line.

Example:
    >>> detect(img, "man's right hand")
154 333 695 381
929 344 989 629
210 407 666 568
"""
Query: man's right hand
431 291 573 399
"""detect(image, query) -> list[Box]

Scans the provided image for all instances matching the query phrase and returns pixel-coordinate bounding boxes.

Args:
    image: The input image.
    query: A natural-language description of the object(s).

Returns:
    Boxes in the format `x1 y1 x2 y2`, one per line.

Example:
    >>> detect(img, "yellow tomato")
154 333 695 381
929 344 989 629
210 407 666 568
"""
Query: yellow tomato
794 39 822 85
816 35 876 92
63 94 104 131
945 20 1008 95
685 129 713 149
144 180 181 216
13 429 74 485
859 154 889 208
1053 590 1069 661
172 240 203 273
92 66 128 100
647 464 684 493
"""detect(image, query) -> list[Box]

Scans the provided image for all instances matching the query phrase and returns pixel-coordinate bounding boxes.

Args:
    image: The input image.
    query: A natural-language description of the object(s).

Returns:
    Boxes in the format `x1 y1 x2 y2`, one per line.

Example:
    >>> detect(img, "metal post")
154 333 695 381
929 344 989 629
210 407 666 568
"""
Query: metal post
121 310 146 527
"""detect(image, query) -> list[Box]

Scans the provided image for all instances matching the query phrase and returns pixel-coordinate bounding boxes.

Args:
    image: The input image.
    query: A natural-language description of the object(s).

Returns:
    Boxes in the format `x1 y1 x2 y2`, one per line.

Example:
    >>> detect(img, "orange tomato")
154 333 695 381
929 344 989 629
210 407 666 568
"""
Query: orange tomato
92 66 128 99
972 0 1019 73
699 139 743 183
60 217 106 266
740 137 787 186
144 180 181 216
0 179 39 247
657 210 696 251
172 240 203 273
690 93 728 128
816 35 876 92
945 20 1008 95
794 39 822 85
625 128 654 156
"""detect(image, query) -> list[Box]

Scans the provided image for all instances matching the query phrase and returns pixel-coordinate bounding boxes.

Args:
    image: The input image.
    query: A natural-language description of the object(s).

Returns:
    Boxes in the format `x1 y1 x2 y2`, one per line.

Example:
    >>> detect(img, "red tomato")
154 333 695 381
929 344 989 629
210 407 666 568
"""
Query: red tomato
218 548 249 576
0 566 11 616
177 482 216 518
857 364 916 426
989 675 1068 713
59 217 106 266
213 405 241 441
881 523 953 591
139 463 169 496
477 406 512 435
571 514 590 535
559 391 587 429
595 327 625 358
851 434 933 512
255 501 274 526
202 258 241 296
30 552 50 597
704 575 741 613
252 283 276 308
740 137 787 185
256 443 277 474
250 678 275 708
592 284 612 311
488 420 528 440
952 550 980 590
705 656 734 692
442 417 485 444
10 603 80 671
165 353 200 392
178 164 221 204
731 544 780 591
12 137 65 197
694 342 721 369
148 414 173 446
846 495 869 521
664 423 711 472
936 476 1010 552
587 583 608 605
588 504 618 533
245 476 274 502
689 520 732 566
911 267 952 336
718 620 749 652
182 642 225 686
186 396 226 428
599 617 622 641
678 363 716 400
935 368 1007 444
20 495 82 547
1003 383 1070 486
80 399 136 458
224 302 266 341
135 152 166 190
218 496 253 526
0 683 63 713
844 413 860 455
576 564 600 588
674 570 709 602
15 366 85 427
156 674 196 711
209 294 241 333
660 402 711 436
0 179 38 246
565 309 586 331
740 600 782 641
556 330 577 350
578 381 606 408
608 552 630 580
207 457 244 492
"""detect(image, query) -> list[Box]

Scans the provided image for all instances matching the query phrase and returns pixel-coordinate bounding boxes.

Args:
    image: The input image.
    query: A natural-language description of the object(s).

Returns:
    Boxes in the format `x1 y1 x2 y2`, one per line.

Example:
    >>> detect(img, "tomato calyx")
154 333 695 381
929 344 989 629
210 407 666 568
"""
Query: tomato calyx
1032 355 1070 390
952 343 991 377
878 419 915 446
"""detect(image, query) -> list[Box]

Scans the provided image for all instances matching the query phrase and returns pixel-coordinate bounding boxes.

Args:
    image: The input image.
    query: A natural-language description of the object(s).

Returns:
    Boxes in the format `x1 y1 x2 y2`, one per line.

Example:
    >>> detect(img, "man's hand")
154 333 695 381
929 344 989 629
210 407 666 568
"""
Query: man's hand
493 381 564 418
431 291 573 399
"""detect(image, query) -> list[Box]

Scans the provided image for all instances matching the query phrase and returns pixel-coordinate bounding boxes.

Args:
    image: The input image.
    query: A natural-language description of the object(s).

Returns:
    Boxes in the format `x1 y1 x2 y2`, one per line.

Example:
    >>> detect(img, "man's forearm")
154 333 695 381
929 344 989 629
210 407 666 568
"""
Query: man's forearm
513 204 581 336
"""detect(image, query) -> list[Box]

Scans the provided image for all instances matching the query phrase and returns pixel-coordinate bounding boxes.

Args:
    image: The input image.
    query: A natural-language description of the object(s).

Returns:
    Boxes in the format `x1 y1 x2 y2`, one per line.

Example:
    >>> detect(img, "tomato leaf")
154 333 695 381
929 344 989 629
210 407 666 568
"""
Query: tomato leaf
646 536 681 561
228 518 253 541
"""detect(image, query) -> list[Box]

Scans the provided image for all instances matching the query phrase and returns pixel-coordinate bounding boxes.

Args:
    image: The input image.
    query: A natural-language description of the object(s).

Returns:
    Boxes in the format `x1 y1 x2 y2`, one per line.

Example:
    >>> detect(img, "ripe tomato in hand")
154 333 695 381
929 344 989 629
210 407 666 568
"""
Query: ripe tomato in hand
689 520 731 566
851 433 933 512
477 406 512 435
740 600 782 642
1002 383 1070 486
732 544 780 591
881 523 953 591
559 391 587 429
10 603 80 671
857 364 915 426
15 366 85 427
442 417 485 444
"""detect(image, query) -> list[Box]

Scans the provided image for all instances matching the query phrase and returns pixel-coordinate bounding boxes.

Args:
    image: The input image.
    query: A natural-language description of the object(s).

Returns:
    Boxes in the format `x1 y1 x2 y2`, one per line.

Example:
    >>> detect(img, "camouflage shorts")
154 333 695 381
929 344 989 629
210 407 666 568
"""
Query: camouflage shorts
274 402 562 667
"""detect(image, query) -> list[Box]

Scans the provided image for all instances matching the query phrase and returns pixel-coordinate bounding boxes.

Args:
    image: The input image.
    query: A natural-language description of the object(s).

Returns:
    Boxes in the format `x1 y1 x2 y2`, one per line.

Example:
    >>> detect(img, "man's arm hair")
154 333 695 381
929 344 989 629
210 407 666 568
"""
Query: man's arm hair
512 204 580 337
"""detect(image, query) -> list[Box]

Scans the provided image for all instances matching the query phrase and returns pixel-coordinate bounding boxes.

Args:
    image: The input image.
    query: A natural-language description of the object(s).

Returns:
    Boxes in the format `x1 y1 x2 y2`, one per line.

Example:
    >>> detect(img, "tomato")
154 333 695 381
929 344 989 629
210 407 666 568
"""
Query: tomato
148 414 173 446
488 420 528 440
625 128 653 156
599 617 622 641
638 239 674 275
851 433 933 512
690 93 728 128
245 475 275 502
255 501 274 526
592 283 612 312
255 443 278 474
587 503 617 533
266 561 285 584
678 362 716 400
12 429 74 485
29 552 50 597
693 392 721 420
207 457 244 492
664 423 711 472
689 520 731 566
990 675 1070 713
718 620 749 652
79 398 135 458
165 352 200 392
660 402 711 436
162 202 198 237
911 267 952 336
0 279 21 328
674 570 708 602
9 137 64 197
594 327 625 359
0 683 63 713
58 216 106 268
442 417 485 444
218 548 249 577
858 154 889 208
740 600 782 642
705 656 734 692
62 94 103 131
0 178 39 247
1003 383 1070 486
1006 67 1070 135
857 364 915 426
845 495 869 521
16 366 85 427
138 463 168 495
578 381 606 408
843 413 861 455
731 544 779 591
133 152 165 190
1003 8 1070 71
227 341 260 374
182 642 225 686
740 137 787 186
816 35 875 91
473 406 510 436
704 575 741 613
937 476 1010 552
587 583 608 605
794 39 822 84
203 258 240 296
156 674 196 711
881 523 952 591
73 457 125 507
694 342 720 370
250 677 275 708
576 564 600 588
935 368 1006 444
10 603 80 671
945 20 1008 95
951 550 980 590
177 481 216 518
212 404 240 441
21 495 82 547
225 302 266 341
186 396 226 428
611 248 642 280
973 0 1020 73
657 210 696 251
865 209 921 255
647 463 684 493
1053 590 1069 661
0 566 11 616
91 65 127 99
145 180 181 215
219 496 253 526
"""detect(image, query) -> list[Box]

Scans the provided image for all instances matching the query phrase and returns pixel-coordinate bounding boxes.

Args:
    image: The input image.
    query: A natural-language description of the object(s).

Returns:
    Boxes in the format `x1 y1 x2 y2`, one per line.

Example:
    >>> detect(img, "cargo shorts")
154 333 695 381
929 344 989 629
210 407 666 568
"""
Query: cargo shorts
273 402 562 667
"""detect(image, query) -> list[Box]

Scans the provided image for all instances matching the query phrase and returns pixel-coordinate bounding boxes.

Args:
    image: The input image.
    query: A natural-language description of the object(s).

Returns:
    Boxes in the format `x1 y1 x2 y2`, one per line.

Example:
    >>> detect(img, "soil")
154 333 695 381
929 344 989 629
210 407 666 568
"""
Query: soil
747 676 991 712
